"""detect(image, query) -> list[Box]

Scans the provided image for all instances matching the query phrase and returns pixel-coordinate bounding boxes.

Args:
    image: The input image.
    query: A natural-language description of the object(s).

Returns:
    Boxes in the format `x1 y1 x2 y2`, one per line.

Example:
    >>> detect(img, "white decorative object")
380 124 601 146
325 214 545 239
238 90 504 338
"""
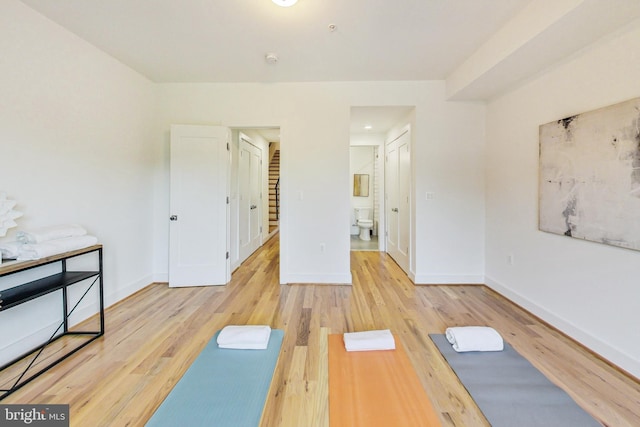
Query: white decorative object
0 192 23 264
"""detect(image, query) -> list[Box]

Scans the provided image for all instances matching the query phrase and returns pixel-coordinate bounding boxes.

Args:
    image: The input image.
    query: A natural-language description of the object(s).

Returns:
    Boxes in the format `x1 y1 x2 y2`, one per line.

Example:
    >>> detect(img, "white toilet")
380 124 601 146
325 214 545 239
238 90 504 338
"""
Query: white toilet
355 207 374 241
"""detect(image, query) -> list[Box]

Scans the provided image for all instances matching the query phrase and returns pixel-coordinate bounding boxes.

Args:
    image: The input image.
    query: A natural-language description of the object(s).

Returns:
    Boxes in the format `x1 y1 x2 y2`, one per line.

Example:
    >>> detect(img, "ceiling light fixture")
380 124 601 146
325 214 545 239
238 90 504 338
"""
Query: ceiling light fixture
364 125 373 131
265 53 279 64
272 0 298 7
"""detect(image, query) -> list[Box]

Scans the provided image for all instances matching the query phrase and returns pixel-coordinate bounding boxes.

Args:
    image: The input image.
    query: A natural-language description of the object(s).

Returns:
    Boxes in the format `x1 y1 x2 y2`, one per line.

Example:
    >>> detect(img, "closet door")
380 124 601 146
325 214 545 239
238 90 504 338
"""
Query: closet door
169 125 231 287
238 135 263 263
385 128 411 273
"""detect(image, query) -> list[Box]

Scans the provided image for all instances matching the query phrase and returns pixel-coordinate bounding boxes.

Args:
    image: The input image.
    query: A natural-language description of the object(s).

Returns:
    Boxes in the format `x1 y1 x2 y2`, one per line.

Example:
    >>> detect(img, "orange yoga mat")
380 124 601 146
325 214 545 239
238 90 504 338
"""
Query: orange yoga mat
328 334 442 427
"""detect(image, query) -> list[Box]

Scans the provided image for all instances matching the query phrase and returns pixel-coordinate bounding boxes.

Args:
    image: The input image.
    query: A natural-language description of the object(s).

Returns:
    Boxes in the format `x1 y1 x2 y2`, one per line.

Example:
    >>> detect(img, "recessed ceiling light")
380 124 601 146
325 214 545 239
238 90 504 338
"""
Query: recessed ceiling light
265 53 279 64
272 0 298 7
364 125 373 130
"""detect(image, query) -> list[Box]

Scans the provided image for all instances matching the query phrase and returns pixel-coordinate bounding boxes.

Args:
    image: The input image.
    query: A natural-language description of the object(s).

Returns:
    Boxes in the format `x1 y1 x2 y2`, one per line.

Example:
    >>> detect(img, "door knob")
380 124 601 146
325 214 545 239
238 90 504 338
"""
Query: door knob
250 205 257 210
391 208 398 212
170 215 178 221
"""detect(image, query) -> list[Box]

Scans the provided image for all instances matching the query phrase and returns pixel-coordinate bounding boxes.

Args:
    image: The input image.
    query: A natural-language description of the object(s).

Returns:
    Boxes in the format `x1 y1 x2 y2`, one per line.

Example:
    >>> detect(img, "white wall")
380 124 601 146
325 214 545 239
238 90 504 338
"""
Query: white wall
411 100 486 284
485 22 640 377
0 1 156 360
154 81 486 285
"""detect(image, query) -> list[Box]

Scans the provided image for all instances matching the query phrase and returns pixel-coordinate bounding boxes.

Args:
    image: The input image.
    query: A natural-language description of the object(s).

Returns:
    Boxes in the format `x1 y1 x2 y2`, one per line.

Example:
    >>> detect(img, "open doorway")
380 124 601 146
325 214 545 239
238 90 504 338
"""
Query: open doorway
349 107 414 275
230 127 280 272
350 145 380 251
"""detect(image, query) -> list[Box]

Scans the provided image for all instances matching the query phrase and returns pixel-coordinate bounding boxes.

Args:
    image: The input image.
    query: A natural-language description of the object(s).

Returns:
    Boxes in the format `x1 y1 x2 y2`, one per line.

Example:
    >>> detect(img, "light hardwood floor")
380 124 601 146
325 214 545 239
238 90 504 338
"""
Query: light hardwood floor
3 234 640 426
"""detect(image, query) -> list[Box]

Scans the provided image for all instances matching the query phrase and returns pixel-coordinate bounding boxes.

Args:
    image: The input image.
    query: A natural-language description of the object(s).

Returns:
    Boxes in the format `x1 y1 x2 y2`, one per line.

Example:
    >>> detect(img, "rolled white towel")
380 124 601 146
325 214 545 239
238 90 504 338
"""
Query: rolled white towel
343 329 395 352
16 224 87 244
445 326 504 352
17 235 98 260
217 325 271 350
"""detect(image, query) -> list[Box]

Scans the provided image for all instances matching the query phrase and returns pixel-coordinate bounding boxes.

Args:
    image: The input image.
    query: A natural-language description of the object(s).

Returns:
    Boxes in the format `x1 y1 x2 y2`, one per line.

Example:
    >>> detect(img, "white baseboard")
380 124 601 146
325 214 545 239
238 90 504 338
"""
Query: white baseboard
413 274 484 285
0 321 63 364
152 272 168 283
104 274 155 308
0 274 154 365
485 275 640 379
281 272 352 285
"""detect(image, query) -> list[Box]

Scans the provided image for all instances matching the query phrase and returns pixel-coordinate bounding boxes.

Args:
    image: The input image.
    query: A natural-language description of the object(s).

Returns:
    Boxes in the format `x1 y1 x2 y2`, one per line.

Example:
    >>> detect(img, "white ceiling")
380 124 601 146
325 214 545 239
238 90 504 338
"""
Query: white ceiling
20 0 530 83
350 106 415 136
18 0 640 138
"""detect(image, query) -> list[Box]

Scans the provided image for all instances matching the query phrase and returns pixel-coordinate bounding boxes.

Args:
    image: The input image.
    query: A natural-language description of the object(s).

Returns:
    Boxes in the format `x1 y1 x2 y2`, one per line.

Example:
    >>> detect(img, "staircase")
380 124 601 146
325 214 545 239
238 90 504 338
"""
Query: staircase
268 150 280 233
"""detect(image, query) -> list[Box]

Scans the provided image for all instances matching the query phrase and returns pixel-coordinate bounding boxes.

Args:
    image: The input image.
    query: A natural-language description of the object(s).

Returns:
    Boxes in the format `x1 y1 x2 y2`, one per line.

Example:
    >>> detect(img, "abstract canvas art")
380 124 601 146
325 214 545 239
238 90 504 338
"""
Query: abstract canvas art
539 97 640 251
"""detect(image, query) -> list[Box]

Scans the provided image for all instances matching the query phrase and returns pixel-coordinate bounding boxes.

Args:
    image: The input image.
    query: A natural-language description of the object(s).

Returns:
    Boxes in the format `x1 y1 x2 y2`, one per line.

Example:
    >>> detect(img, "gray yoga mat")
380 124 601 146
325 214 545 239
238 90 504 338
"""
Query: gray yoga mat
430 334 601 427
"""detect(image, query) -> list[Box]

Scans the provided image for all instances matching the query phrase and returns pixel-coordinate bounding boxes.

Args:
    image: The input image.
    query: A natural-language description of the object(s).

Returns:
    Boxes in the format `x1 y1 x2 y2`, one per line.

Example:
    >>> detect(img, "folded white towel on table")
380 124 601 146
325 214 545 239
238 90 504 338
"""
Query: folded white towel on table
0 241 22 259
217 325 272 350
343 329 395 352
17 224 87 244
445 326 504 352
17 235 98 260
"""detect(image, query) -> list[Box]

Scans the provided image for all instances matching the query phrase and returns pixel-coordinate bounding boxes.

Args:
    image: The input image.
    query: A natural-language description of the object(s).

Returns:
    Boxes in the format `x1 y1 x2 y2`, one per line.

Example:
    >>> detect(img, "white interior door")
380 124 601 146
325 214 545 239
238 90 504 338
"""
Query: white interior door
238 136 263 262
386 143 400 257
385 129 410 273
169 125 230 287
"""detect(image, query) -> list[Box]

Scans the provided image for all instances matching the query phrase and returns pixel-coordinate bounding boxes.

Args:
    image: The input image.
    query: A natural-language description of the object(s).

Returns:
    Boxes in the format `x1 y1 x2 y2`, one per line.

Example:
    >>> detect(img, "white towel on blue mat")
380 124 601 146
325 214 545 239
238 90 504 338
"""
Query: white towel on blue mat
343 329 395 352
445 326 504 352
217 325 271 350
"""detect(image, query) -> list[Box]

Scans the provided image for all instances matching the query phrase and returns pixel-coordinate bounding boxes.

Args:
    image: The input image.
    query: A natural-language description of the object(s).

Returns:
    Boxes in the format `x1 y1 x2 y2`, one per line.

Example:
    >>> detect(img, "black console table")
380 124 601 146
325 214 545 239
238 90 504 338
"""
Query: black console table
0 245 104 399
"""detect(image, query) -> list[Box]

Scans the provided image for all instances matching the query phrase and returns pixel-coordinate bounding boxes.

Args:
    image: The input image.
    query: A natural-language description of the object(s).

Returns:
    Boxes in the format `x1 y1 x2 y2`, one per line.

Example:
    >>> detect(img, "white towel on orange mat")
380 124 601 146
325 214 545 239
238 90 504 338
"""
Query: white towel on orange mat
343 329 395 352
445 326 504 352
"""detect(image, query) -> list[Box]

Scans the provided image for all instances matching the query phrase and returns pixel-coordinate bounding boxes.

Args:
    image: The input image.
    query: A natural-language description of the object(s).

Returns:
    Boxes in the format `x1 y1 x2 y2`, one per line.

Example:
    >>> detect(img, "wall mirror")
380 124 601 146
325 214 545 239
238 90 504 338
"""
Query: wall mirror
353 174 369 197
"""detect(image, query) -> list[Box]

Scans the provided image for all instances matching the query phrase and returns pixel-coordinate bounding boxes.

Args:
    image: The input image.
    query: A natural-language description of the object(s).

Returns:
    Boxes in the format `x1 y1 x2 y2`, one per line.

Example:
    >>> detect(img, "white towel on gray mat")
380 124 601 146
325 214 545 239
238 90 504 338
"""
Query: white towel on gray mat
217 325 271 350
445 326 504 352
343 329 395 352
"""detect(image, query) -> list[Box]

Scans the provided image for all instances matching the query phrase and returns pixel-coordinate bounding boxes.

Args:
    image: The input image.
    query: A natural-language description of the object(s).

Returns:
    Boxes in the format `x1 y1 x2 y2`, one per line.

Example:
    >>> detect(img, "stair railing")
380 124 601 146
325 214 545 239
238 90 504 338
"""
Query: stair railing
275 178 280 220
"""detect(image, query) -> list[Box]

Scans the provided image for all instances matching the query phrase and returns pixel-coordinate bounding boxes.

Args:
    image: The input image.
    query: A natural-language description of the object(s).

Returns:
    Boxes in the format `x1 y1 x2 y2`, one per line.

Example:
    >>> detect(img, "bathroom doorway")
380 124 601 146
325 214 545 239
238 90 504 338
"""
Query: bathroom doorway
350 145 380 251
349 106 414 259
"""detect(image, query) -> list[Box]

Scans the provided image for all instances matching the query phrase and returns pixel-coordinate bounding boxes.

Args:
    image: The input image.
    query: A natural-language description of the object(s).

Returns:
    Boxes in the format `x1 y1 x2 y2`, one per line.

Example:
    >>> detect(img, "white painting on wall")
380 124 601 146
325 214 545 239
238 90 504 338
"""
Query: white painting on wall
539 96 640 251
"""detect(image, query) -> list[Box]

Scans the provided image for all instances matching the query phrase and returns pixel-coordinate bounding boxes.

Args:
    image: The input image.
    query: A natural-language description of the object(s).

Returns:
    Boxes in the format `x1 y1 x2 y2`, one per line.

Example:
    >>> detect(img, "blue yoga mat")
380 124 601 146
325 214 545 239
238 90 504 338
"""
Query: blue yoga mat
146 329 284 427
430 334 601 427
